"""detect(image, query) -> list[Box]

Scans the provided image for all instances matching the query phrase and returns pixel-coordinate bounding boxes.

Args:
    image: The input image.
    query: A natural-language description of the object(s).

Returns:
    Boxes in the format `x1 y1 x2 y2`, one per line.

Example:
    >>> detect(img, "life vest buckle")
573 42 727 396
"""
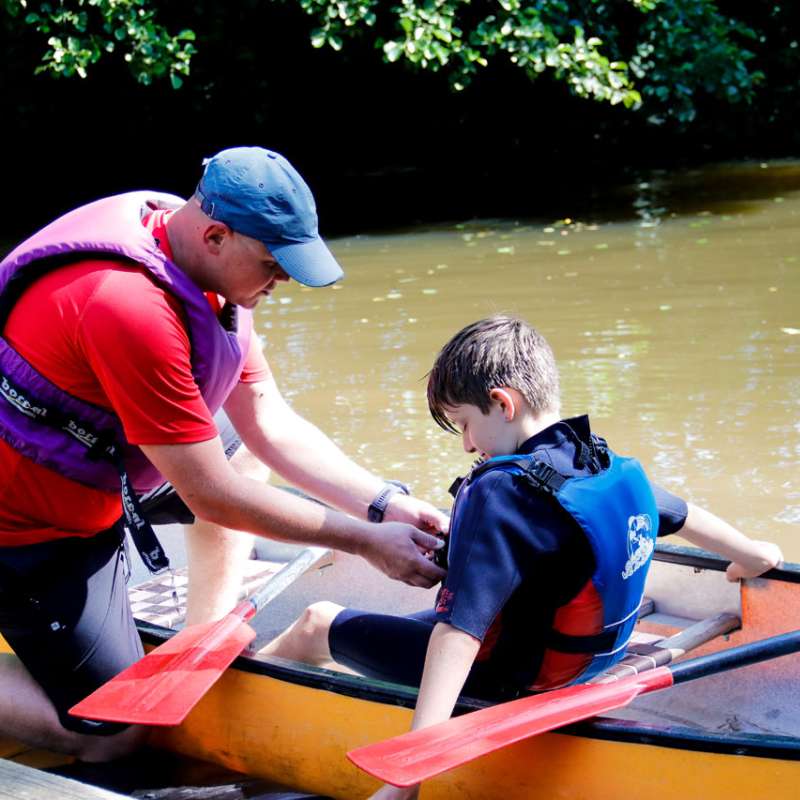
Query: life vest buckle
520 461 567 494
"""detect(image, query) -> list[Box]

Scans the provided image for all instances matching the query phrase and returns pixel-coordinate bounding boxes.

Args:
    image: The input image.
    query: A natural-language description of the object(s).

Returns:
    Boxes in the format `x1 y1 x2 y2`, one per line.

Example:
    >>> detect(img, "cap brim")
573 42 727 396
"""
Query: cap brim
269 236 344 288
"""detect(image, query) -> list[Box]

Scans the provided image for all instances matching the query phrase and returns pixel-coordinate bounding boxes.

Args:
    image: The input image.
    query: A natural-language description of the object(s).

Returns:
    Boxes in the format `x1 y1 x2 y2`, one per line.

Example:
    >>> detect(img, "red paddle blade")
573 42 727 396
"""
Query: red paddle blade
348 667 673 787
69 604 256 726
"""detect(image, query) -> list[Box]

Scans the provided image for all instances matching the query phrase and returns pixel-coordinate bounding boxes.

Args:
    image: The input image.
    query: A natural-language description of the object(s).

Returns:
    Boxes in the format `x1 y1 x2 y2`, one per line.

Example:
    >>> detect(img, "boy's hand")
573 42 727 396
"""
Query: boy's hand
367 783 420 800
383 492 450 535
726 540 784 582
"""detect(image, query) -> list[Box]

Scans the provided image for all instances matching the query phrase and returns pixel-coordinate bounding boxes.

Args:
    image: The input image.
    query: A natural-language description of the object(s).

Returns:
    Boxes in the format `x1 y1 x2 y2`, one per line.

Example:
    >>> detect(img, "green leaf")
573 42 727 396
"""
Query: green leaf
383 40 402 62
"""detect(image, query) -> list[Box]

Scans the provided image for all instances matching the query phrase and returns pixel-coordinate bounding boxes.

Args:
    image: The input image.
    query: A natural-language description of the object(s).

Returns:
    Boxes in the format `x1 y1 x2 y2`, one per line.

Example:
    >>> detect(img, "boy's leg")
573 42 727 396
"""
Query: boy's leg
138 410 268 625
260 601 345 666
328 608 436 685
263 605 437 686
0 527 148 760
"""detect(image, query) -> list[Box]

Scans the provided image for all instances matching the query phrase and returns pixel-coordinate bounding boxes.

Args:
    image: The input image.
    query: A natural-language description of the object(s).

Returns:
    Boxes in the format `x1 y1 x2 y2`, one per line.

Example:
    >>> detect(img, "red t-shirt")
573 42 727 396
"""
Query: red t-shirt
0 209 269 545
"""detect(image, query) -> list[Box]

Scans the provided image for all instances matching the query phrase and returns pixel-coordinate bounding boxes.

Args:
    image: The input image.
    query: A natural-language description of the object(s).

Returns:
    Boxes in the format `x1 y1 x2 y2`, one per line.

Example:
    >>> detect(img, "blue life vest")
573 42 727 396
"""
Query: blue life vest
450 443 659 683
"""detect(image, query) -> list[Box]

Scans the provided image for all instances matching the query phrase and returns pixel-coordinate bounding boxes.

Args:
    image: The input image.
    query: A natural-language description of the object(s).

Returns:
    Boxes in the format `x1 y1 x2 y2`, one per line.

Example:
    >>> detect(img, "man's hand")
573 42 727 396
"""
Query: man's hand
726 540 784 582
383 492 450 535
361 523 447 588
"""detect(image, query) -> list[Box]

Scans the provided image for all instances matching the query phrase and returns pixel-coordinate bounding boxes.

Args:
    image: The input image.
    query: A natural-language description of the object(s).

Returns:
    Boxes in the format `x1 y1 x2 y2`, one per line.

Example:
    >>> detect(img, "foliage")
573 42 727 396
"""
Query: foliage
300 0 642 106
2 0 796 127
629 0 764 125
2 0 195 87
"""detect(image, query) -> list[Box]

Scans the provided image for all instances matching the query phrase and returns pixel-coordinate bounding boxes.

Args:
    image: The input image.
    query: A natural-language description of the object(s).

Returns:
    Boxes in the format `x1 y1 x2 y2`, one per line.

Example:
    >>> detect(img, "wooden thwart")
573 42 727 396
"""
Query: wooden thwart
592 611 740 683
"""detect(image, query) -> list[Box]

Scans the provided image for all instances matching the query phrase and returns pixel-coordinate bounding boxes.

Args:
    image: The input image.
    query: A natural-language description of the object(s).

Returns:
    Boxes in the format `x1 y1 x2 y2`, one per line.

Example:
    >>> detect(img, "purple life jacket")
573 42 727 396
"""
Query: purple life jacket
0 192 253 493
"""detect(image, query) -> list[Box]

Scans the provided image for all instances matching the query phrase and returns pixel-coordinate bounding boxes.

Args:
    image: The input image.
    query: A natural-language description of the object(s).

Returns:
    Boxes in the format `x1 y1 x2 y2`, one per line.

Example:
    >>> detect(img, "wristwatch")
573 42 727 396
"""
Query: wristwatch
367 480 410 523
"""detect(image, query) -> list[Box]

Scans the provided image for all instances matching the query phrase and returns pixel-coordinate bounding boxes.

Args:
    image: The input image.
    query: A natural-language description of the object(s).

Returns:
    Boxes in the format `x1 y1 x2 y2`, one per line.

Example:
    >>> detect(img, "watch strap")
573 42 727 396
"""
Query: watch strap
367 481 410 523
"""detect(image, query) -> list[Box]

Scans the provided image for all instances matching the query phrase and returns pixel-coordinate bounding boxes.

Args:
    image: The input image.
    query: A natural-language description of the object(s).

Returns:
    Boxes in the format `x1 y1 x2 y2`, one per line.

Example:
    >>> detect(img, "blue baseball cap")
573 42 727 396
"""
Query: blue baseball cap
196 147 344 287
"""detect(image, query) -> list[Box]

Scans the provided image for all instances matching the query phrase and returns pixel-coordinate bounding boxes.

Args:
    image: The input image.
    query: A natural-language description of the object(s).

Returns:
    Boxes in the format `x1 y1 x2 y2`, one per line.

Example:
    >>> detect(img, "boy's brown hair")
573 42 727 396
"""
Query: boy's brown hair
427 315 560 433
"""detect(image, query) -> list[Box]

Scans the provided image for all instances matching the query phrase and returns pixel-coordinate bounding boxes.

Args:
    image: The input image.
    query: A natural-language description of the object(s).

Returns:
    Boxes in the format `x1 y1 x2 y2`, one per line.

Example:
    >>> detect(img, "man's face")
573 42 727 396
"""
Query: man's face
214 230 291 308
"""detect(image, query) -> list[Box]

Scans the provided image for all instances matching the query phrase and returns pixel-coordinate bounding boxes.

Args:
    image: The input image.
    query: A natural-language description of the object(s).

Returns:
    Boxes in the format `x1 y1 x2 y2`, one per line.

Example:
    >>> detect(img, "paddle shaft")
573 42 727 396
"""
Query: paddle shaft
347 628 800 786
239 545 329 620
671 628 800 685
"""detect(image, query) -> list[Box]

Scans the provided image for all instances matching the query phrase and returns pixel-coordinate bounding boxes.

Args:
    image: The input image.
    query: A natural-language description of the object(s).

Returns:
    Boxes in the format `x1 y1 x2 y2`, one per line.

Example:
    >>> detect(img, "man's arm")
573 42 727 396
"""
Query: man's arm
223 377 449 532
680 503 784 581
139 437 446 588
368 623 481 800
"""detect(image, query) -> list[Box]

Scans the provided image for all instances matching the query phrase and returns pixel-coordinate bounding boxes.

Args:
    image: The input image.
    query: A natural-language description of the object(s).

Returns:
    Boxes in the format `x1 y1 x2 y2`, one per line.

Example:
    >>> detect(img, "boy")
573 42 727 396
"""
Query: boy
263 315 783 800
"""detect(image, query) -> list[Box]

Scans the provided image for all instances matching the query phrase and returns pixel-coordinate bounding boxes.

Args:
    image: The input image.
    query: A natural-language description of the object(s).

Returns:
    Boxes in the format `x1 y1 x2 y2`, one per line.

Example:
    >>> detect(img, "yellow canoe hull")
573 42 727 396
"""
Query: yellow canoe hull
153 659 800 800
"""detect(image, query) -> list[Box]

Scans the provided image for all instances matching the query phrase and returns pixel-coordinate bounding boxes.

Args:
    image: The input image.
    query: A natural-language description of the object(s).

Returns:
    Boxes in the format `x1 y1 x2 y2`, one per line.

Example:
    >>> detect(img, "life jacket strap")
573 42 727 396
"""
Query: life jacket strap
218 301 238 332
545 627 618 654
0 370 169 574
448 475 464 498
518 460 567 493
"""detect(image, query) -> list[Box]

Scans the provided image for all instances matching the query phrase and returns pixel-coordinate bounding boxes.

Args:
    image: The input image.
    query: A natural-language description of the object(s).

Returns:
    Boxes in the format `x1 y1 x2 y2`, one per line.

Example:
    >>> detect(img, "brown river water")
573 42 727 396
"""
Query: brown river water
258 159 800 559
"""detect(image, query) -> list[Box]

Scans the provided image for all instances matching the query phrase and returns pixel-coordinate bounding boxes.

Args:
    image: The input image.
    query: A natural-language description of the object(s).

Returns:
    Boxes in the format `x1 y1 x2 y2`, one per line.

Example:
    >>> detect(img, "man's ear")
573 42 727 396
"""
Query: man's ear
203 223 231 254
489 387 517 421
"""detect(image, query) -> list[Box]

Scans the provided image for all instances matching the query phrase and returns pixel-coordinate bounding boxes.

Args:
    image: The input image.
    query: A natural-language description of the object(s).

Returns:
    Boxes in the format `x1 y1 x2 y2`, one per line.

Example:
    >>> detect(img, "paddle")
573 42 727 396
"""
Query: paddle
347 629 800 787
69 545 329 726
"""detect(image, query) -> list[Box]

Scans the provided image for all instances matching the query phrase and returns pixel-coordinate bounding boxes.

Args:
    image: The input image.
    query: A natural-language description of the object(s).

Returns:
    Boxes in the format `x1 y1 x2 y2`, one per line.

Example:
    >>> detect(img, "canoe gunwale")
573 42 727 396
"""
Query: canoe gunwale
653 542 800 582
569 715 800 761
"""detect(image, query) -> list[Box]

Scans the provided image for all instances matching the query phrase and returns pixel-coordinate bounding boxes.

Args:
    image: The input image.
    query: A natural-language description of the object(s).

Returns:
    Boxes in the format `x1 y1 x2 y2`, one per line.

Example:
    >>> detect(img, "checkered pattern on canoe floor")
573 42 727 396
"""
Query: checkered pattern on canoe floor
128 559 285 629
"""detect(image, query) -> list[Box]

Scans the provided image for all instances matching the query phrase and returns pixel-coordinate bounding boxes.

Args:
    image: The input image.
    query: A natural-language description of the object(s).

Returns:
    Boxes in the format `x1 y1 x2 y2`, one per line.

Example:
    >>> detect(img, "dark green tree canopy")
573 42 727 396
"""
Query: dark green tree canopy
4 0 792 126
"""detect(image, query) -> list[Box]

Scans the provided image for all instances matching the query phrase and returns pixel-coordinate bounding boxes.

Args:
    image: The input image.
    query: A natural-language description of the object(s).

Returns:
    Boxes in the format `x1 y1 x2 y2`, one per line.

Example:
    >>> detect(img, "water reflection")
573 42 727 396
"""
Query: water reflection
257 161 798 554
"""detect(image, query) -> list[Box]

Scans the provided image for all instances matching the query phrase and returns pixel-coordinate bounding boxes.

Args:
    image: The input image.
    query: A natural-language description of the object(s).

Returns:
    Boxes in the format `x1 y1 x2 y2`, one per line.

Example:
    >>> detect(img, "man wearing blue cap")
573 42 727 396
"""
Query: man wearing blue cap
0 147 448 760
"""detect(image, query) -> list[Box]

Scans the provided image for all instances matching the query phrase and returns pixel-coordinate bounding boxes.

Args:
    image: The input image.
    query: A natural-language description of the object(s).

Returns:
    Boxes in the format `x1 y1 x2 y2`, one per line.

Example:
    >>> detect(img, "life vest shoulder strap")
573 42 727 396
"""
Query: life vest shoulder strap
471 455 568 494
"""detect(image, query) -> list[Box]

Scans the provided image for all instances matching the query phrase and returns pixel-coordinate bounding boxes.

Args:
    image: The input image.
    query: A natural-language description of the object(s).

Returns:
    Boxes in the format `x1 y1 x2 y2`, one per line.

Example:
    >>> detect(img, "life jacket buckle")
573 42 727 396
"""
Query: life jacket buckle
448 475 464 498
521 460 567 494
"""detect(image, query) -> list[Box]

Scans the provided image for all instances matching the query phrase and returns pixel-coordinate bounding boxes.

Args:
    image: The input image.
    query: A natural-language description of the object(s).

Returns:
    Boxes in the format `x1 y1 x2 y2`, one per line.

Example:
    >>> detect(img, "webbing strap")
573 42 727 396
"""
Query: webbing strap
545 627 618 654
519 460 567 493
0 370 169 574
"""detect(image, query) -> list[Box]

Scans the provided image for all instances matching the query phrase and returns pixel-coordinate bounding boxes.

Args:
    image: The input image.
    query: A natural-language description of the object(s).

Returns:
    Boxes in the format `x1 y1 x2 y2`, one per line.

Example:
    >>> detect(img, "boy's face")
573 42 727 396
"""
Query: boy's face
445 399 520 460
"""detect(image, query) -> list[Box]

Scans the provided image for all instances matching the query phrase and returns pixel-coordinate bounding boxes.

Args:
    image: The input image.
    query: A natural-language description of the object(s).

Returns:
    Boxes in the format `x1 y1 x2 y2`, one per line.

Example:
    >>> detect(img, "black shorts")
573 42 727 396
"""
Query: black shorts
0 410 242 736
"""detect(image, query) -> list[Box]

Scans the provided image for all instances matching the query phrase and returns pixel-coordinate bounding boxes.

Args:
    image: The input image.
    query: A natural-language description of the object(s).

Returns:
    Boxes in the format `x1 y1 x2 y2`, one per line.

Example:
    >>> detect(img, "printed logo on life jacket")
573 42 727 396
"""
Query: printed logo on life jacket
63 419 99 449
120 472 146 530
0 375 48 419
621 514 654 579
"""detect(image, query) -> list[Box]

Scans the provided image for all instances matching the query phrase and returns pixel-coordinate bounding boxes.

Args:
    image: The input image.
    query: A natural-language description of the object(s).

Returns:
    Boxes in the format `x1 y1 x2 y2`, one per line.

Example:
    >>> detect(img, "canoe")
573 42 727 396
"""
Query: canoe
3 541 800 799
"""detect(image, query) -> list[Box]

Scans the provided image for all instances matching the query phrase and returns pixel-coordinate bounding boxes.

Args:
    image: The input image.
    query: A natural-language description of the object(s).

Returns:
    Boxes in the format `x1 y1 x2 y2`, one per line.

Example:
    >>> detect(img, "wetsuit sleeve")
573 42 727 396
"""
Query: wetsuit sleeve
651 483 689 536
435 471 558 642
